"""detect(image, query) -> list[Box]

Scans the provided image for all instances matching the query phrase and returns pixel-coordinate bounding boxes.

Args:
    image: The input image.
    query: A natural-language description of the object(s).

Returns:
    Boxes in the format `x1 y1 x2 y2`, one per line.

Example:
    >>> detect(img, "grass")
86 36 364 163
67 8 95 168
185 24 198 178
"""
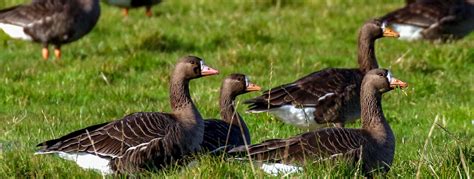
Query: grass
0 0 472 178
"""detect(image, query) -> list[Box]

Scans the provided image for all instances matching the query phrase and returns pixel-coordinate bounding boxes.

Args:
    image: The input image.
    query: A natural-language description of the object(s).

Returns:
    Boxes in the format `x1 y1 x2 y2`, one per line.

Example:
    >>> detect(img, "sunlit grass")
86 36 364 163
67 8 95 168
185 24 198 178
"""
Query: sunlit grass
0 0 472 177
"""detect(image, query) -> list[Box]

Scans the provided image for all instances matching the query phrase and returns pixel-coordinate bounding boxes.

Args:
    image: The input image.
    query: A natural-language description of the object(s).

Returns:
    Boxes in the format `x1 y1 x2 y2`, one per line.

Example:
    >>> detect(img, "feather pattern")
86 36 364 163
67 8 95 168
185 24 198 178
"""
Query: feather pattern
36 56 215 173
381 0 474 41
0 0 100 45
245 19 396 129
246 68 363 127
228 69 404 176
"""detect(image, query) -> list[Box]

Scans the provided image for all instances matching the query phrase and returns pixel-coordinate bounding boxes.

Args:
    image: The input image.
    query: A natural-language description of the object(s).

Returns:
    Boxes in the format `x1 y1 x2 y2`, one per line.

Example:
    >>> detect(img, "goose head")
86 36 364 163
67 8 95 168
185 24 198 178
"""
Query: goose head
222 74 261 97
175 56 219 80
363 69 408 93
361 19 400 39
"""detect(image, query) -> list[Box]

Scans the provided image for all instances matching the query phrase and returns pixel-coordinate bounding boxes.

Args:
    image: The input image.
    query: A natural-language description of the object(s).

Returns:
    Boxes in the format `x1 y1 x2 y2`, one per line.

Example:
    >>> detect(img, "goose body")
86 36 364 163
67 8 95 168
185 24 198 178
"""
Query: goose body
201 74 261 152
35 56 219 174
382 0 474 41
245 19 399 129
102 0 162 17
0 0 100 60
228 69 408 176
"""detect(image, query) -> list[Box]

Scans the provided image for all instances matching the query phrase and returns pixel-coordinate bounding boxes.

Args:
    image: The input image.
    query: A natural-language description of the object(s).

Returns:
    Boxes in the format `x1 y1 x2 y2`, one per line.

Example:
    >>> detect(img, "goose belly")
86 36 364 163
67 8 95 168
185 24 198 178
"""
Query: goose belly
391 23 424 41
269 105 323 129
36 151 113 174
0 23 32 41
260 163 303 176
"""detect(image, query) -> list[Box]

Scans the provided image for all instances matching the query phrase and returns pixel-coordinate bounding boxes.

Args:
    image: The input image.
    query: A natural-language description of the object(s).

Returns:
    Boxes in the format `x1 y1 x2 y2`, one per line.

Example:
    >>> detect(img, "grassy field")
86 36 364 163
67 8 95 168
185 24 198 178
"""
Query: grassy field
0 0 472 178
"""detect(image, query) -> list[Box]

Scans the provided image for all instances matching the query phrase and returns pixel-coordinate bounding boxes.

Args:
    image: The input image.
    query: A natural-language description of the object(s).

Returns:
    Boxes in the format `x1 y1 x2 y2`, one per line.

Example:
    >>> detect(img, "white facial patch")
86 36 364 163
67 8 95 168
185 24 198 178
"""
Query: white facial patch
245 76 249 87
381 21 387 30
386 71 393 83
200 60 205 70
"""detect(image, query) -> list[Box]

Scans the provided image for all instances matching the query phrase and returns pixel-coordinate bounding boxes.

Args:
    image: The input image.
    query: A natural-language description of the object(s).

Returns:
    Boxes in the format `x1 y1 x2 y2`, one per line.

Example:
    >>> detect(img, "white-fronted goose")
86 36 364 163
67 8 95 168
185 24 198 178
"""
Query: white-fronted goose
0 0 100 60
35 56 219 174
381 0 474 41
227 69 408 176
245 19 399 129
102 0 162 17
201 74 261 152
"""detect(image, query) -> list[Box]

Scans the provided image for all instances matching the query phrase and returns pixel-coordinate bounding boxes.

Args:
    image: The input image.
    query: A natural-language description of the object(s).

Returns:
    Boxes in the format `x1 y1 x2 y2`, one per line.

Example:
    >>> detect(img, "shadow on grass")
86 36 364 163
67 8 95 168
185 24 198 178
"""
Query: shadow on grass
139 32 197 53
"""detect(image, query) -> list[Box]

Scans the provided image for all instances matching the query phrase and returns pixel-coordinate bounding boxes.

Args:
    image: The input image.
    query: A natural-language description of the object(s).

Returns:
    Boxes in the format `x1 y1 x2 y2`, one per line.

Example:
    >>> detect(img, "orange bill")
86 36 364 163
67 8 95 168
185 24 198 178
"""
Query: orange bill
201 64 219 76
383 27 400 38
246 82 261 91
390 78 408 89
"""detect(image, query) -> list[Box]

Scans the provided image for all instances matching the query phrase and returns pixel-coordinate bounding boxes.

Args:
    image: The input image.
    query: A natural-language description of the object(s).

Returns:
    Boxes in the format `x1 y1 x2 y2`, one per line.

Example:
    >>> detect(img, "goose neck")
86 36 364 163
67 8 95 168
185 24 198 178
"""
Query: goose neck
357 32 378 73
360 85 394 143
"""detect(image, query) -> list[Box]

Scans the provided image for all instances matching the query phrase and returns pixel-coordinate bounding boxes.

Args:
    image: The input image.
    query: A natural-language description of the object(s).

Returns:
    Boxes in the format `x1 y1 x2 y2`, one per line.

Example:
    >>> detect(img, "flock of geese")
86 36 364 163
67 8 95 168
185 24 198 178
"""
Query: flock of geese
0 0 472 177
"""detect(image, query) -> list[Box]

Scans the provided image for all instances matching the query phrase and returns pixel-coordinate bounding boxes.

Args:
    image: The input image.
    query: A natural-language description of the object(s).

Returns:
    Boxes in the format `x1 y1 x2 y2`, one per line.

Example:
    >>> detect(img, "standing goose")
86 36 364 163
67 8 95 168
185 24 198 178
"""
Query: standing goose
102 0 162 17
381 0 474 41
35 56 219 174
201 74 261 152
227 69 408 176
245 19 399 129
0 0 101 60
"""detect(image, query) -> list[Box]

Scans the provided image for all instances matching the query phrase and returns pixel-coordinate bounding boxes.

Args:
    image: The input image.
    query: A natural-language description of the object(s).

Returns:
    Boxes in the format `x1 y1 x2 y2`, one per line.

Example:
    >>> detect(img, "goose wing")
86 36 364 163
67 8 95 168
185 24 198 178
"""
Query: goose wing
245 68 362 123
227 128 367 163
36 112 175 158
201 119 249 152
382 0 465 28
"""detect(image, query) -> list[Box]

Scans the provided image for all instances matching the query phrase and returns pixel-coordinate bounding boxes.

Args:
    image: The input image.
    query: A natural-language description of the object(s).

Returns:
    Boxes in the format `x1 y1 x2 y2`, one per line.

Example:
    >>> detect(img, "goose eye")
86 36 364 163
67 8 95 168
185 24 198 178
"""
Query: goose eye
378 73 384 77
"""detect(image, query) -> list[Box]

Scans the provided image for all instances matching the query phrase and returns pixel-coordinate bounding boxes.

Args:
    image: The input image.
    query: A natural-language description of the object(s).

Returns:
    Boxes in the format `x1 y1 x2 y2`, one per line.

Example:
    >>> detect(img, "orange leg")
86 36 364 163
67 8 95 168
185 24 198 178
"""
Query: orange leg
54 47 61 59
42 47 49 60
145 6 152 17
123 8 129 16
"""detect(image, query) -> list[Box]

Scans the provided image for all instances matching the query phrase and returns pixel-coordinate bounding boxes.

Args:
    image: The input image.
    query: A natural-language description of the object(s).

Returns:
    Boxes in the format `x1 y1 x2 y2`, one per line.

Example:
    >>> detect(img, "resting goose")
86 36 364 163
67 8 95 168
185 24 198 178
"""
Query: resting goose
102 0 162 17
245 19 399 129
0 0 101 60
381 0 474 41
201 74 261 152
227 69 408 176
35 56 219 174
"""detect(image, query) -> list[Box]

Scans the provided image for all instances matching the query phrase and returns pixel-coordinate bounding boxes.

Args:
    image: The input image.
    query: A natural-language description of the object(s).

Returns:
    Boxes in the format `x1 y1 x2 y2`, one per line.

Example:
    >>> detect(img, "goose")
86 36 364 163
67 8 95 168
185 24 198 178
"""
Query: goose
227 69 408 176
102 0 162 17
0 0 101 60
201 74 261 152
245 19 399 129
381 0 474 41
35 56 219 174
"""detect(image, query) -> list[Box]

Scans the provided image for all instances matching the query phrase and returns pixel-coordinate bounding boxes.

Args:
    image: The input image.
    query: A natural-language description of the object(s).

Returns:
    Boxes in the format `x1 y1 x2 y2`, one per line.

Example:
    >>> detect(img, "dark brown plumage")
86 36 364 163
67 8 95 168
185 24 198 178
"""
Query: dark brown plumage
0 0 101 60
245 19 399 129
201 74 261 152
35 56 219 174
227 69 408 176
381 0 474 41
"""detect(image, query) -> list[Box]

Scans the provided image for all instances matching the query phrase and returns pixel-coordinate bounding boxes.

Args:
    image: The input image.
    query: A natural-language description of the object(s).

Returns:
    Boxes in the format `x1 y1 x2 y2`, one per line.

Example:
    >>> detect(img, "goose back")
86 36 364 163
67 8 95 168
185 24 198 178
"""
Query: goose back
244 19 398 129
0 0 100 45
381 0 474 41
228 69 407 176
35 56 219 174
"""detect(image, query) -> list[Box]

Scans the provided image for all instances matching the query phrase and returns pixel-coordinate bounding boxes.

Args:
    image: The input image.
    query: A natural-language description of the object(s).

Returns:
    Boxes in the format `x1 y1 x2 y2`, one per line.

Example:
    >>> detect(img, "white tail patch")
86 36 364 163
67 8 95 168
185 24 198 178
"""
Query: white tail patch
391 23 424 41
261 163 303 176
36 151 113 174
268 105 323 129
0 23 32 41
